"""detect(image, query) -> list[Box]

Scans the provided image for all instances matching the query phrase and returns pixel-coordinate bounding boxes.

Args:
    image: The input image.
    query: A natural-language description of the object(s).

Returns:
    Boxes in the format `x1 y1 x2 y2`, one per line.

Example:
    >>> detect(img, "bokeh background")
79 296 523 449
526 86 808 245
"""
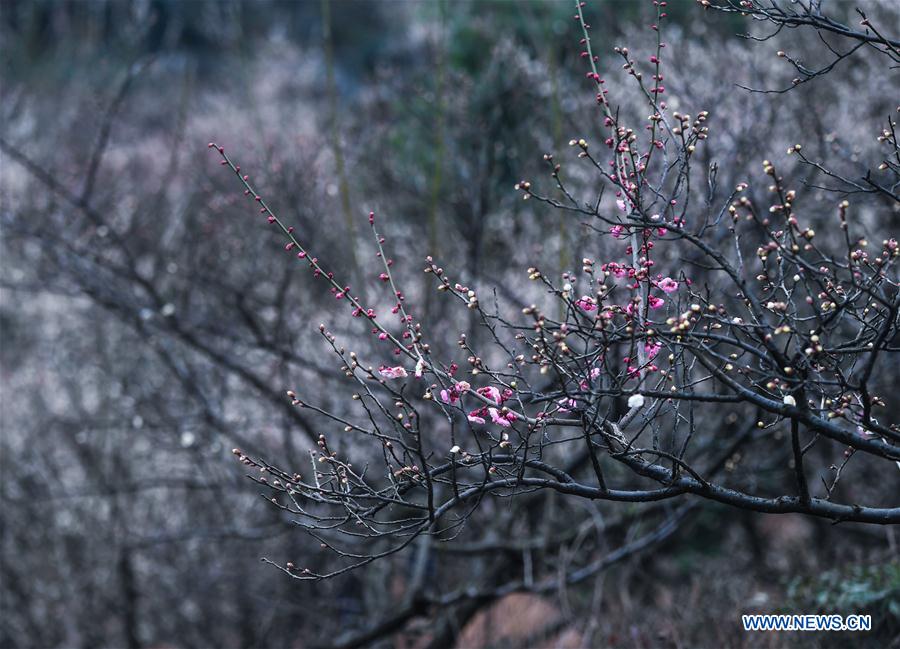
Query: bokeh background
2 1 898 648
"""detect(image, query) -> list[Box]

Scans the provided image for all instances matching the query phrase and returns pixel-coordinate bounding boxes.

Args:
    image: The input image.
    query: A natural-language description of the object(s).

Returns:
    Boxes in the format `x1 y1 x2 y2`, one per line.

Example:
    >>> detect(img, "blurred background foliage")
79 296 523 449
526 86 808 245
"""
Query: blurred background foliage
2 1 898 648
787 561 900 636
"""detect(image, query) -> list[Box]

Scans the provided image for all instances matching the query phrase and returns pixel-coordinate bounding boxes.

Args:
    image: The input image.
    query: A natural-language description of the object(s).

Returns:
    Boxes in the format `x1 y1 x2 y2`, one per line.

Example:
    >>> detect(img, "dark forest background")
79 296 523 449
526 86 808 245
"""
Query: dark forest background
2 1 898 648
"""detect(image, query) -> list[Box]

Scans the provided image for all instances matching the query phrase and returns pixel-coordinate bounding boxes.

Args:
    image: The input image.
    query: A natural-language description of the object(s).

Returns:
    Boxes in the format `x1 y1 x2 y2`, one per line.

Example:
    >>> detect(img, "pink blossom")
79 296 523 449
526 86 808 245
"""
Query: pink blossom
648 295 665 309
488 408 511 427
575 296 597 312
440 381 471 405
610 225 627 239
658 277 679 293
602 262 633 279
557 397 578 412
477 386 502 404
579 366 603 391
467 386 515 427
378 366 408 379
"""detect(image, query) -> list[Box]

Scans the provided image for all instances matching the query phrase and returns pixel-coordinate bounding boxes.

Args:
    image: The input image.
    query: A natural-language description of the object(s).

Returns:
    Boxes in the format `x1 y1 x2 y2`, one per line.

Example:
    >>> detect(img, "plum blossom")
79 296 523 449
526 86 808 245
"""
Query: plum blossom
378 366 408 379
610 225 627 239
658 277 679 293
467 385 515 427
602 262 633 279
578 366 603 390
557 397 578 412
440 380 471 405
627 393 645 408
625 296 664 315
414 358 426 378
476 386 502 404
616 196 634 213
488 408 517 427
575 296 597 312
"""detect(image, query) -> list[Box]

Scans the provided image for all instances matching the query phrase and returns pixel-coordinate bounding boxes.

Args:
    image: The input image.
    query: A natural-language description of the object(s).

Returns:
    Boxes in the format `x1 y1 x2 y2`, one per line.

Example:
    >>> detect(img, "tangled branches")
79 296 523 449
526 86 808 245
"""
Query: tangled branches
211 0 899 599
